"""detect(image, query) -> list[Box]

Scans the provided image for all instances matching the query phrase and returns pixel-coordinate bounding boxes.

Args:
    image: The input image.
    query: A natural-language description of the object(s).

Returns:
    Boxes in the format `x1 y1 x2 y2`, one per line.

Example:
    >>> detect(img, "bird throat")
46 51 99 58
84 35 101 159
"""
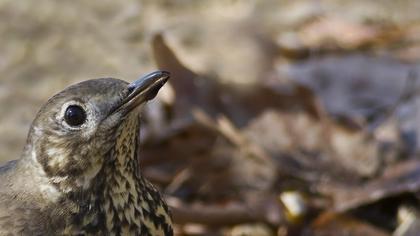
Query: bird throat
71 111 172 235
102 112 144 234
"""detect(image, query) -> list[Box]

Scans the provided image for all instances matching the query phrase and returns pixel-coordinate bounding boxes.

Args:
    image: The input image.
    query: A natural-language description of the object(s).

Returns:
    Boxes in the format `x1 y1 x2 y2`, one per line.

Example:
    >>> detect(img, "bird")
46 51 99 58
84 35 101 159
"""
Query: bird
0 71 173 236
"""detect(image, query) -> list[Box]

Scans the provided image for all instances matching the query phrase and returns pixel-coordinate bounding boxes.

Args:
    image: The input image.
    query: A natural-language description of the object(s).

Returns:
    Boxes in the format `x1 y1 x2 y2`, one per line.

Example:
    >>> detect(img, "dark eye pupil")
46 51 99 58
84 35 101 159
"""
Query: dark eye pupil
64 105 87 127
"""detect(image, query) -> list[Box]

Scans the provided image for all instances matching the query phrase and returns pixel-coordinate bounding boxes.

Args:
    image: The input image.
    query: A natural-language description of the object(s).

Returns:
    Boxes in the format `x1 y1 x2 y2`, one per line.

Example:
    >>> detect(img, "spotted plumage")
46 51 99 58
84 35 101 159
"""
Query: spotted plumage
0 71 173 235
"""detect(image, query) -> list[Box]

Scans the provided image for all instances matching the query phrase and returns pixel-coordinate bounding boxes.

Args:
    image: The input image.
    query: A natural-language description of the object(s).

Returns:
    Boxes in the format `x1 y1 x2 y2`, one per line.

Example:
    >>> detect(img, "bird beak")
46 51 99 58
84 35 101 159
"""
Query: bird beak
113 70 170 115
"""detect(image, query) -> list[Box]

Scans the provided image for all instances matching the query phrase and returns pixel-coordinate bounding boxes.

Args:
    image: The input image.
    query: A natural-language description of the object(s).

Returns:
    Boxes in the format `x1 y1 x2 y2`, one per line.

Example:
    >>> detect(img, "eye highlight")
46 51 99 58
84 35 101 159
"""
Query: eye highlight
64 105 87 127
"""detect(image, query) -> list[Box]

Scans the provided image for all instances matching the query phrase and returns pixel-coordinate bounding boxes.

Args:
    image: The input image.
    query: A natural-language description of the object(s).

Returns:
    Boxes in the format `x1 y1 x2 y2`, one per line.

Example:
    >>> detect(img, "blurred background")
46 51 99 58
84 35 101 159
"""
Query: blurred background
1 0 420 235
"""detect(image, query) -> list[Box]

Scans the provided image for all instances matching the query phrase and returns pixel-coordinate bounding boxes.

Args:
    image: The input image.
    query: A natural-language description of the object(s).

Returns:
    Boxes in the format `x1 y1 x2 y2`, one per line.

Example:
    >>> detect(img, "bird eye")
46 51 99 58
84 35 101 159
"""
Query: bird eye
64 105 87 127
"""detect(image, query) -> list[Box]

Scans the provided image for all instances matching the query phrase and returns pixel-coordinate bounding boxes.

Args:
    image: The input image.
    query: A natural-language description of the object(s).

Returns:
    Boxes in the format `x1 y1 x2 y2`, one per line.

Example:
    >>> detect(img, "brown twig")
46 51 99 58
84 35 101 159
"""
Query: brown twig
167 197 265 226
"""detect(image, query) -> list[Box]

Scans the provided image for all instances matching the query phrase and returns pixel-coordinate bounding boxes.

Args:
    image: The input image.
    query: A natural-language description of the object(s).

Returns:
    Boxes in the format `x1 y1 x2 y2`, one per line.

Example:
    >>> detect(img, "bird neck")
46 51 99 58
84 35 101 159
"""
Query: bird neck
112 113 142 177
47 113 172 235
65 114 145 234
97 113 172 235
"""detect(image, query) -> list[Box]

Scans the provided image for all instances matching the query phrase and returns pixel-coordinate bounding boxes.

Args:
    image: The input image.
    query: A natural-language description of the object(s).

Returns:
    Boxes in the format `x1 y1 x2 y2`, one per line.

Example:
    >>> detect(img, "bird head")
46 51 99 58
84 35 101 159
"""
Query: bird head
23 71 169 192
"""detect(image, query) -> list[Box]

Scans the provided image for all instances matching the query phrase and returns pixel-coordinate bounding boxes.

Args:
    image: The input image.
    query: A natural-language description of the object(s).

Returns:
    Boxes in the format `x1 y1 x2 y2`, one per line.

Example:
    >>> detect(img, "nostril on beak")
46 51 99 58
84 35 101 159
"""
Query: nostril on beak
127 85 135 94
